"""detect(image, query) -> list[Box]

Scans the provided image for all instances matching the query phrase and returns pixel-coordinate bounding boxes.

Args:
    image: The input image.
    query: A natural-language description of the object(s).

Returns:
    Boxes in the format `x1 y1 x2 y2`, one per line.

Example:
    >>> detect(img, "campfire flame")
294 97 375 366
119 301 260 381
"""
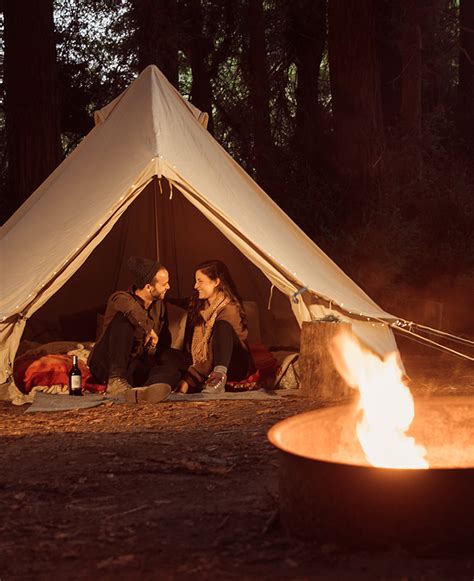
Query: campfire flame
330 331 428 469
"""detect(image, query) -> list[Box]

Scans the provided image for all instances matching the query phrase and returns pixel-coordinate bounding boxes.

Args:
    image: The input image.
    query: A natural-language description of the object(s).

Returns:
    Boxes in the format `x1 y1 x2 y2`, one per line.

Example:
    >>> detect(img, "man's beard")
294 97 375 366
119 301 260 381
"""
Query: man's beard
151 289 166 300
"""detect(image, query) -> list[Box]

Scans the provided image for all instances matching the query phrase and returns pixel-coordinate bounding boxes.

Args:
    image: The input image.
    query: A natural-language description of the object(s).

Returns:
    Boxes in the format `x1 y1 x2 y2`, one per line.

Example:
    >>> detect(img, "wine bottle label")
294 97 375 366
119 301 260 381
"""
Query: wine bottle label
70 376 82 389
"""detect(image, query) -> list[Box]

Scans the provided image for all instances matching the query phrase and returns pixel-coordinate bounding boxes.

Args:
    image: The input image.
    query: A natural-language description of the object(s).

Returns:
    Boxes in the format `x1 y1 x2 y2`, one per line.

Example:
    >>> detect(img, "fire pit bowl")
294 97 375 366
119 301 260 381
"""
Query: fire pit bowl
268 395 474 550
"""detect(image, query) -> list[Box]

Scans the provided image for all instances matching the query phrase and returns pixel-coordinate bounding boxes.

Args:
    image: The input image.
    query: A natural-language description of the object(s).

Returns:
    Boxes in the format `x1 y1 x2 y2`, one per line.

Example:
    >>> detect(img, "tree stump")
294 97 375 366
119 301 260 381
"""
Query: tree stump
299 321 354 400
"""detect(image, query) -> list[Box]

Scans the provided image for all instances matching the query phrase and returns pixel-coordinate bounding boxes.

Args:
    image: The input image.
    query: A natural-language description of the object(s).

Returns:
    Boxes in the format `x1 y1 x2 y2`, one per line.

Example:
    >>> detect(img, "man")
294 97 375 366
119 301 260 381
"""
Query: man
88 256 175 403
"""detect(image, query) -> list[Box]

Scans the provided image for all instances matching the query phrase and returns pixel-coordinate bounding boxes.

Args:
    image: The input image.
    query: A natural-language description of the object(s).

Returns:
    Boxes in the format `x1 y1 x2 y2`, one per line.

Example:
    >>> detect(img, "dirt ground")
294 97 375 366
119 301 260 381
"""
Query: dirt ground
1 347 473 580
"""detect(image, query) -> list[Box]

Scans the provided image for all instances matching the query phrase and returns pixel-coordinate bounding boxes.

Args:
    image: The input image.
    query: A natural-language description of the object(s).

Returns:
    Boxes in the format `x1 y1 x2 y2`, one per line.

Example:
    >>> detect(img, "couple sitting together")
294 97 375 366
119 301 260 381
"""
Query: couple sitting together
87 257 255 403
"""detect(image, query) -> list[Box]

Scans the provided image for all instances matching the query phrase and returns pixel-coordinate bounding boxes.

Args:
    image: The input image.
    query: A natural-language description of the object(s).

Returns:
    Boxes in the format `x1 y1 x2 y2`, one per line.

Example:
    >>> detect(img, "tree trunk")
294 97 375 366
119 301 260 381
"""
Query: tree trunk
374 0 401 128
328 0 385 192
131 0 179 87
422 0 441 115
247 0 273 192
400 0 423 180
458 0 474 152
183 0 214 134
287 0 327 179
3 0 61 216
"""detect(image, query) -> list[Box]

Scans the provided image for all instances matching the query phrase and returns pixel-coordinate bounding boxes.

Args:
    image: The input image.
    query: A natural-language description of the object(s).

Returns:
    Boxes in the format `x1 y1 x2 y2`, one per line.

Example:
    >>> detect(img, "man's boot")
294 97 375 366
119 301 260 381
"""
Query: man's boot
107 377 171 403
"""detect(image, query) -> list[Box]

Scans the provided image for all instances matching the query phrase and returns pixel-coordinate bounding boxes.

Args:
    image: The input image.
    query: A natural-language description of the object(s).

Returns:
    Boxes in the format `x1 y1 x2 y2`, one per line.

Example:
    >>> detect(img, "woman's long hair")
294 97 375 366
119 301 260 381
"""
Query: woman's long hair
187 259 247 328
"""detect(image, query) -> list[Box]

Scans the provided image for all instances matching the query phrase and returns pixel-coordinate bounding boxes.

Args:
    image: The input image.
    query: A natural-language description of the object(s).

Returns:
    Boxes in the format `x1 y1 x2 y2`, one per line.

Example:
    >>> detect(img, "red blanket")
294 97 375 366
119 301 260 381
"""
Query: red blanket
13 343 278 394
13 354 106 394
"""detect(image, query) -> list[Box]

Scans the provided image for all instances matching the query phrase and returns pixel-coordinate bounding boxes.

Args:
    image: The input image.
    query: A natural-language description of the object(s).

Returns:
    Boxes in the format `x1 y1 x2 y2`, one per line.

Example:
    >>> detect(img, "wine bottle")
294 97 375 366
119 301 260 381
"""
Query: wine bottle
69 355 83 396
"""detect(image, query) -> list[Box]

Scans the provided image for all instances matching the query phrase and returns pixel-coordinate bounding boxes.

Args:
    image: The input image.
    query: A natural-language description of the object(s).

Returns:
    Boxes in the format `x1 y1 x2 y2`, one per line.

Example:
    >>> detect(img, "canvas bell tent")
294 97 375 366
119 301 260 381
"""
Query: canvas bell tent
0 65 399 385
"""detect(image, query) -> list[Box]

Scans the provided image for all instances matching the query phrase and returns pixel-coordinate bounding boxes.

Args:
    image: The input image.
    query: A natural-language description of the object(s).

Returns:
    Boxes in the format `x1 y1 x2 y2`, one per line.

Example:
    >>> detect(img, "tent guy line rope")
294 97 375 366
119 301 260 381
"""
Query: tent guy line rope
366 313 474 361
410 323 474 346
305 288 473 362
392 324 474 362
391 331 470 359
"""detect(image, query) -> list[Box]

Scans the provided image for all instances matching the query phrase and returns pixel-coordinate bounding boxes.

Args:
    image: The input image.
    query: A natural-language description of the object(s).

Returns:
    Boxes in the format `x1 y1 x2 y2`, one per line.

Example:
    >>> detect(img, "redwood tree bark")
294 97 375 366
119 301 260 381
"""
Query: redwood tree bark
247 0 273 191
287 0 327 175
400 0 423 179
4 0 61 216
328 0 385 191
182 0 214 134
422 0 442 115
374 0 401 128
131 0 179 87
458 0 474 152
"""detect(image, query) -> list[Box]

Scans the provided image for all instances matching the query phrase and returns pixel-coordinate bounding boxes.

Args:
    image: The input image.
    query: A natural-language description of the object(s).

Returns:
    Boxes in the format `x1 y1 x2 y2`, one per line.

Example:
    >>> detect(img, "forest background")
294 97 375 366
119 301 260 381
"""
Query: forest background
0 0 473 335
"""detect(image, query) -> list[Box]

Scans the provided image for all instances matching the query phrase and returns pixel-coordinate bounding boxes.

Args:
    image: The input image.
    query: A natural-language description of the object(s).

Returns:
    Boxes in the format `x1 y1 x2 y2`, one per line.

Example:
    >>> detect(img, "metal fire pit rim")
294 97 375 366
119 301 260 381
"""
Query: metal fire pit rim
267 396 474 472
267 403 356 464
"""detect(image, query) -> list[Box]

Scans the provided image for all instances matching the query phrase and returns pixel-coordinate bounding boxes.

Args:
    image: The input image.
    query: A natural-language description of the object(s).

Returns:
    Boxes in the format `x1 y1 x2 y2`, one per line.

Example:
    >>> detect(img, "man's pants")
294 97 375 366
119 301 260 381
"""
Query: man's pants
88 313 183 388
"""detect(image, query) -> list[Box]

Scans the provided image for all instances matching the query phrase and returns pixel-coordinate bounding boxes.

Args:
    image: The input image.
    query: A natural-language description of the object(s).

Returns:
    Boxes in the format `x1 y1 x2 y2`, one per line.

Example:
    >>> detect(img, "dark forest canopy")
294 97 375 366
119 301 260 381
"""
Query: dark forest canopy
1 0 473 331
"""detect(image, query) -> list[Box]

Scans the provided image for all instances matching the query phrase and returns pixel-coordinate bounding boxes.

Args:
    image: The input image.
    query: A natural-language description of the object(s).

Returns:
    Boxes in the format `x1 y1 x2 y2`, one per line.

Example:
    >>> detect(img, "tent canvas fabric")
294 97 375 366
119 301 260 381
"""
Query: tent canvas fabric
0 65 399 387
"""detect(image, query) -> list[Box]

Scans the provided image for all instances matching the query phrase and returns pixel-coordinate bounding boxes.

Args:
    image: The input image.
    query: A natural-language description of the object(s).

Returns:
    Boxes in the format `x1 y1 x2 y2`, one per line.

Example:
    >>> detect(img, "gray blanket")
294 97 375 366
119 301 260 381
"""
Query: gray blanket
25 392 108 413
25 389 280 412
166 390 280 401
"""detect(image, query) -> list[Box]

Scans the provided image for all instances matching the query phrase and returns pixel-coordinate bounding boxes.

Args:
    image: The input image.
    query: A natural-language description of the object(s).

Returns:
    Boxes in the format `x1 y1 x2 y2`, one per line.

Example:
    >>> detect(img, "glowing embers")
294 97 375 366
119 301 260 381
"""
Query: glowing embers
330 331 428 469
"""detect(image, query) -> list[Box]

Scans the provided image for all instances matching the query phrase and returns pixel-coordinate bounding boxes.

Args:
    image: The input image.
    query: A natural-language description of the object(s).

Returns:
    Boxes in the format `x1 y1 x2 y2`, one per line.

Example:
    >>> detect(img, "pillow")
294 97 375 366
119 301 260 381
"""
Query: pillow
249 342 279 382
226 343 279 392
167 303 188 350
18 341 84 359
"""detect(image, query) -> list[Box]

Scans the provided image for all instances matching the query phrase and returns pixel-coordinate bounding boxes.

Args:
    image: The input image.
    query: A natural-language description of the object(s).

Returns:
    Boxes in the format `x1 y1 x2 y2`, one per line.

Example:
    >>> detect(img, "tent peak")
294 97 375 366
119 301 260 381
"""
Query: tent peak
94 64 208 128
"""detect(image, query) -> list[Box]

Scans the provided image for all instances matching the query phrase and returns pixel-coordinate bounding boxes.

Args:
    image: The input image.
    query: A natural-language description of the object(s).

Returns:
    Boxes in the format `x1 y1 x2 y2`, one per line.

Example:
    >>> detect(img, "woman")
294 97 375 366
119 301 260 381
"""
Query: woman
176 260 255 394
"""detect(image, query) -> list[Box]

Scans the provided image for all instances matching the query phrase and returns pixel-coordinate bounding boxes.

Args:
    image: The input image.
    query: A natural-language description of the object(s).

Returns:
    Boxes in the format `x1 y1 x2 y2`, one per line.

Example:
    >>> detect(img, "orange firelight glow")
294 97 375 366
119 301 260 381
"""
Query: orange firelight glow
330 331 428 469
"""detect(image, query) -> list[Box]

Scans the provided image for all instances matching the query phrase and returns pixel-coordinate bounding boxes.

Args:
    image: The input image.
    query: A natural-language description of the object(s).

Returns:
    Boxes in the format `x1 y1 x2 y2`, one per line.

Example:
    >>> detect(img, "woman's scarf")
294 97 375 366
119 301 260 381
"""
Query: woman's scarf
191 291 231 364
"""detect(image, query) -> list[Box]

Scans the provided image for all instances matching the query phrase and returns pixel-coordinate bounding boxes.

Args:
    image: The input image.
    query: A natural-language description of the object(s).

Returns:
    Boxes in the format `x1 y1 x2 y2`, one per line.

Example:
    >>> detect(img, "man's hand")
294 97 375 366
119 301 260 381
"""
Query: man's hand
145 329 159 351
175 380 189 394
